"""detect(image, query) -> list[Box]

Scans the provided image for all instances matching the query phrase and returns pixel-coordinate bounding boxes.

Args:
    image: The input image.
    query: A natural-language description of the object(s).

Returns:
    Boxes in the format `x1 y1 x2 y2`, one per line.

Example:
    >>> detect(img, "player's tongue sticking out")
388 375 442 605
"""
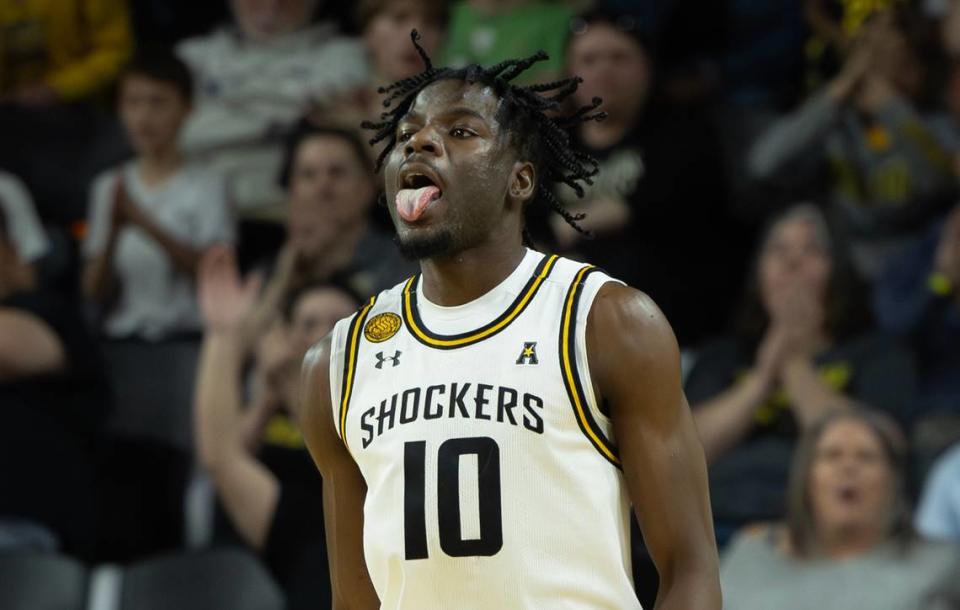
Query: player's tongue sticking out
396 185 441 222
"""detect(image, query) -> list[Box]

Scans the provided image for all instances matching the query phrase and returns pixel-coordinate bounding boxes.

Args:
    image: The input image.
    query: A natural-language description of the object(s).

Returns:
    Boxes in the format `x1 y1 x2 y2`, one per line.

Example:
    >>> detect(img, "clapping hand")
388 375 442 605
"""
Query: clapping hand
828 10 899 109
111 179 150 230
757 278 827 383
828 24 876 101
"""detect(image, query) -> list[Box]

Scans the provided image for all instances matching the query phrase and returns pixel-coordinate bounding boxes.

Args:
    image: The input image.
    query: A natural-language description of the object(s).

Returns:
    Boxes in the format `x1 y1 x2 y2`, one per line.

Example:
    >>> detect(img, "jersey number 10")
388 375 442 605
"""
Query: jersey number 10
404 437 503 559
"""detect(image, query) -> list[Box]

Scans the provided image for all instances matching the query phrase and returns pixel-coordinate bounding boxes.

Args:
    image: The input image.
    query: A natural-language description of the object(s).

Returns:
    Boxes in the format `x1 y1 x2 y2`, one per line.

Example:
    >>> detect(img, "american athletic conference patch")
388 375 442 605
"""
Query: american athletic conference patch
364 312 402 343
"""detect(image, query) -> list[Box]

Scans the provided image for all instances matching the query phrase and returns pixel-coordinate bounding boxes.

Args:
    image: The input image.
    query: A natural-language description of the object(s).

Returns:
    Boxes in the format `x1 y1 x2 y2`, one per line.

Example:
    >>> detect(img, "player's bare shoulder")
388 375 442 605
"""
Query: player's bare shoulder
586 283 683 409
302 334 332 382
302 333 333 401
300 333 343 472
588 283 680 357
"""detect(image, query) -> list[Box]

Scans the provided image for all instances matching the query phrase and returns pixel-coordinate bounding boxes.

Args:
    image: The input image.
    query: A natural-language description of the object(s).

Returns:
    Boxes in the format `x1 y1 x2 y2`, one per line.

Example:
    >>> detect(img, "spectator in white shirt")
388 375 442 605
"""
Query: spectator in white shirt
176 0 368 215
83 50 235 341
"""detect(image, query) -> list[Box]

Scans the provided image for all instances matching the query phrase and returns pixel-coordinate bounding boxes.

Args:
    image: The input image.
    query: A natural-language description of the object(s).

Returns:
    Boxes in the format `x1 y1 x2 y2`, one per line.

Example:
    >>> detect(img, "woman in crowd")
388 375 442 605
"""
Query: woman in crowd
688 203 915 537
721 408 959 610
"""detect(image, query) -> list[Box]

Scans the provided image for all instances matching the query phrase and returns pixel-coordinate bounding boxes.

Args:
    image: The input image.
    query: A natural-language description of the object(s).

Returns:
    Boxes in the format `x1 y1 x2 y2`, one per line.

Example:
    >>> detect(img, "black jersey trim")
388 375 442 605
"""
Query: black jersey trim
401 254 559 350
558 265 621 469
339 295 377 451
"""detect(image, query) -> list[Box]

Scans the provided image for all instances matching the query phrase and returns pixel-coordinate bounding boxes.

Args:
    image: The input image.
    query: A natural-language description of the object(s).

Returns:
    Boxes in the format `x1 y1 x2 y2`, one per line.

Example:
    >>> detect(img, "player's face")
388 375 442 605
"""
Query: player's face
364 2 443 83
383 80 521 260
287 135 376 261
568 23 650 121
808 418 895 541
119 75 190 157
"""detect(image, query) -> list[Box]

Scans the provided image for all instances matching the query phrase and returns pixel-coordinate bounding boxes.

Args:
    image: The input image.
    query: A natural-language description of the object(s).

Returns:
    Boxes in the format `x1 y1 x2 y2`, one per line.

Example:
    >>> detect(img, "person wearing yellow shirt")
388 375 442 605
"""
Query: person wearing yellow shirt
0 0 133 223
0 0 132 106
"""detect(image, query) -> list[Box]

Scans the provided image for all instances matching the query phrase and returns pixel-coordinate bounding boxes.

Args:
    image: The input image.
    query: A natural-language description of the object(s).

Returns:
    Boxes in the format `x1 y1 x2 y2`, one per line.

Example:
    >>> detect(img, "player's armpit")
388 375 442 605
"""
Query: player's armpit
587 284 721 610
301 336 380 610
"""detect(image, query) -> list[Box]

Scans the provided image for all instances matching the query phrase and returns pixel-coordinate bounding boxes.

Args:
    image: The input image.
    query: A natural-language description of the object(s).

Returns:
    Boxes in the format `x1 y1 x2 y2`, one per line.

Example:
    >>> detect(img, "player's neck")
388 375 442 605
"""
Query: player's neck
418 240 527 307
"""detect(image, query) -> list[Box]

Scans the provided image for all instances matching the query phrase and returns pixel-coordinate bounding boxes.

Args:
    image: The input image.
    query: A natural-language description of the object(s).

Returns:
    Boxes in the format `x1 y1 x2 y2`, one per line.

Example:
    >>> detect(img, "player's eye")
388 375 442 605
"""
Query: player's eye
397 129 416 142
450 127 474 138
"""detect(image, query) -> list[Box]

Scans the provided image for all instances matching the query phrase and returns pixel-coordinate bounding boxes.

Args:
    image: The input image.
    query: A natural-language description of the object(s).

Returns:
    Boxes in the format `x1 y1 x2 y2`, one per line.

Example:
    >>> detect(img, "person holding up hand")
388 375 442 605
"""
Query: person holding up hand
748 10 954 279
195 245 359 609
687 204 916 541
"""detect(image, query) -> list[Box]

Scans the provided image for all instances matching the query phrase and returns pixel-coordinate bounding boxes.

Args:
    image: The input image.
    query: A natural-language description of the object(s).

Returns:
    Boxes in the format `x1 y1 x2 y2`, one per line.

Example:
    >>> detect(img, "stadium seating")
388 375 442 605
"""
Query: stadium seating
0 548 283 610
0 551 87 610
101 338 202 450
118 548 284 610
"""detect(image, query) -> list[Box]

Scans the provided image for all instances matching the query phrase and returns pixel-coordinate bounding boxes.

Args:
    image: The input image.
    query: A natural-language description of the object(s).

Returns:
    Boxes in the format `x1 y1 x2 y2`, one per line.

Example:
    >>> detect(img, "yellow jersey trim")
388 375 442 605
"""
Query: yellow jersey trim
401 254 559 350
559 265 621 468
339 296 377 451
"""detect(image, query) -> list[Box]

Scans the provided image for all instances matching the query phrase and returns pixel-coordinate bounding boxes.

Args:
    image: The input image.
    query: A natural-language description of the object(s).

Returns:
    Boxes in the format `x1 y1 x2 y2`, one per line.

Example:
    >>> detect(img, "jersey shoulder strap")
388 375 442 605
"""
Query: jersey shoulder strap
557 262 625 469
328 279 408 450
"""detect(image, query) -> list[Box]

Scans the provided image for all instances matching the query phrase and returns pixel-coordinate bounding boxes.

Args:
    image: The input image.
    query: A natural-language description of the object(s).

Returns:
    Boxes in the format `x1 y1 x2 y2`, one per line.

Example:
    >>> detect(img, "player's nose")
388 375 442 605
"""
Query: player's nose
403 126 440 157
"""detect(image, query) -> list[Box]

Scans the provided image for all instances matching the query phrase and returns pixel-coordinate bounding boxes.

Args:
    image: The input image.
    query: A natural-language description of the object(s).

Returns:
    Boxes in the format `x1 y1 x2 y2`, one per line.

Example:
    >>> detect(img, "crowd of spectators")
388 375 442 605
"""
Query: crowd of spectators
1 0 960 608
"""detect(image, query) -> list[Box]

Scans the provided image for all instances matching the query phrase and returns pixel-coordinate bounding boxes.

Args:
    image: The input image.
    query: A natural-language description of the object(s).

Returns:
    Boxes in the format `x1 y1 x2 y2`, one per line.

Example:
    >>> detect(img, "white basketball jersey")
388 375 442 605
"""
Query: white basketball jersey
328 249 642 610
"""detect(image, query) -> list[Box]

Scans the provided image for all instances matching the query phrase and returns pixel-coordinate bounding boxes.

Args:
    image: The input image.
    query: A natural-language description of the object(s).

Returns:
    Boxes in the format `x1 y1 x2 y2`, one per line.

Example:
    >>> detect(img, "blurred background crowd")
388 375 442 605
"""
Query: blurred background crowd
2 0 960 608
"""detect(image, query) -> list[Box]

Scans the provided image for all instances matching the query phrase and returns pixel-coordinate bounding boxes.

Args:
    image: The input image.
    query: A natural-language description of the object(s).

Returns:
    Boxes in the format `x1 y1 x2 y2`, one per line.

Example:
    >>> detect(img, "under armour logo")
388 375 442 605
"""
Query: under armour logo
375 350 402 369
515 342 539 365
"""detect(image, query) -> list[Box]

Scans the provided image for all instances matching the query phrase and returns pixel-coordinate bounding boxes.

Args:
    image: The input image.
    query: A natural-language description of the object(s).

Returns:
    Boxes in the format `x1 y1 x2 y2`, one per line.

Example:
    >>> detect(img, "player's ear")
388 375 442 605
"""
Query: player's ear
509 161 536 205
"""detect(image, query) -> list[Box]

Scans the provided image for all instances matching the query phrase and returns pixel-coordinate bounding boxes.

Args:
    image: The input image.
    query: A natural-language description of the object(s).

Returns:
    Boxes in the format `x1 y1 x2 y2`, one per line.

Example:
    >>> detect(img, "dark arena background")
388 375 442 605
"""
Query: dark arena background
1 0 960 608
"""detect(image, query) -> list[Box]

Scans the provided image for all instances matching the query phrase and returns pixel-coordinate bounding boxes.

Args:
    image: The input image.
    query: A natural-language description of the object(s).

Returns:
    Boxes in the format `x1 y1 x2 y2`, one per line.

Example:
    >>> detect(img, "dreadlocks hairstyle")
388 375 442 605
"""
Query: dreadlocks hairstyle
362 30 606 243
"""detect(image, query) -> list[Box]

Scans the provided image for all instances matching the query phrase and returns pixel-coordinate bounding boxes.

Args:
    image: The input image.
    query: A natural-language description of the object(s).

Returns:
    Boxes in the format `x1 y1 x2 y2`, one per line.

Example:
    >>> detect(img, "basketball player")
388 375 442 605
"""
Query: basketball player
301 33 721 609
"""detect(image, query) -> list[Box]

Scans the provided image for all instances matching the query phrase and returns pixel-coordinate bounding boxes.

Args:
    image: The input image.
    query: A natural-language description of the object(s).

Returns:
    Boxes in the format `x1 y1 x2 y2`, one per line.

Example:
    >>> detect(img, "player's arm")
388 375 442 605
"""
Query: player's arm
300 336 380 610
588 284 721 610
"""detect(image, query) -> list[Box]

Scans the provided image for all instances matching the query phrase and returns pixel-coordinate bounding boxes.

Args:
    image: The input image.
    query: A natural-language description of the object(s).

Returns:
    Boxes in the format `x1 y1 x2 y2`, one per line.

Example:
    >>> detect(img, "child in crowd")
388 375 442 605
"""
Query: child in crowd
83 50 234 341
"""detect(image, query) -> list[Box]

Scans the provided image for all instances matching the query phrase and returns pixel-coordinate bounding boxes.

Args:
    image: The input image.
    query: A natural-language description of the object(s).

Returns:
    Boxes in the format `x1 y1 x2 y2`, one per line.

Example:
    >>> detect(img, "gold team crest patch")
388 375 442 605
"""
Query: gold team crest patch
364 312 402 343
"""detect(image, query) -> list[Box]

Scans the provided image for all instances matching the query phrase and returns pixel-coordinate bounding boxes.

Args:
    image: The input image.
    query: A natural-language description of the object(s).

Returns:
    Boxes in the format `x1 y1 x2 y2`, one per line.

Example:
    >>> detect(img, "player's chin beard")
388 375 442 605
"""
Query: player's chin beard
394 229 455 261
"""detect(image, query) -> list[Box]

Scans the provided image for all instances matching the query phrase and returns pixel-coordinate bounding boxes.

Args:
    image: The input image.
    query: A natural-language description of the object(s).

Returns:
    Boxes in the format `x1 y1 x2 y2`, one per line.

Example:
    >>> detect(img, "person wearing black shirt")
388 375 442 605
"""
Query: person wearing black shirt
687 205 915 541
195 245 359 609
0 203 107 558
557 8 749 346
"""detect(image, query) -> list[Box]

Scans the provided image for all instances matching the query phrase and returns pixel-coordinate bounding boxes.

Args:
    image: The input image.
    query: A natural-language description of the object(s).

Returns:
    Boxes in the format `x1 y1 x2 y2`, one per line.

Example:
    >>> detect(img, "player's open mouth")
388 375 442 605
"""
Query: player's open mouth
396 171 443 222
